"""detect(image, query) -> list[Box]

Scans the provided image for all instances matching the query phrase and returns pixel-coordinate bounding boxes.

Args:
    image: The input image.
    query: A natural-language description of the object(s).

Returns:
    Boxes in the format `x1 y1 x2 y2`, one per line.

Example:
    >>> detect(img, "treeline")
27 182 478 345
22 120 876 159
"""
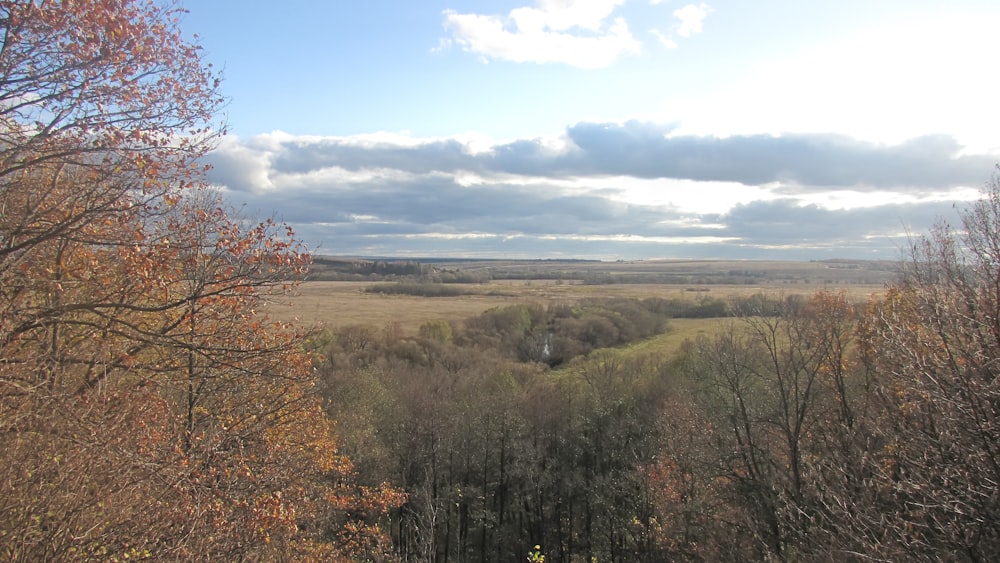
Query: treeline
365 282 476 298
310 258 489 283
310 258 895 286
359 285 802 320
313 177 1000 561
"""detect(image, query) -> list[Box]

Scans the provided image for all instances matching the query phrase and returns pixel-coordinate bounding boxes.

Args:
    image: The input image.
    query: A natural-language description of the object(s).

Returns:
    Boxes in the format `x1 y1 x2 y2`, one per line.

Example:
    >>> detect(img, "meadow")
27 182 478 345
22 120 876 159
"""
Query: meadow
268 258 892 333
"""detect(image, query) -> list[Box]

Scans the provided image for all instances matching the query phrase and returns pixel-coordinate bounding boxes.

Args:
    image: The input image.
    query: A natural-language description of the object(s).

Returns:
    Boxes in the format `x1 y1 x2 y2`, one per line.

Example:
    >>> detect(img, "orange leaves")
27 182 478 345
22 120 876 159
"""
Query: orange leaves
329 481 407 518
644 456 687 507
0 1 397 557
0 0 224 206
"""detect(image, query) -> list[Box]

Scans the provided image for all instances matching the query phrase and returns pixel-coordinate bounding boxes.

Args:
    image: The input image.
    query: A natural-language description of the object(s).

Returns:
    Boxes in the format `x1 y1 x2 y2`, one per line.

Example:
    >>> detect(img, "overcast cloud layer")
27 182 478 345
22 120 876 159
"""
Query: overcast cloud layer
205 124 991 260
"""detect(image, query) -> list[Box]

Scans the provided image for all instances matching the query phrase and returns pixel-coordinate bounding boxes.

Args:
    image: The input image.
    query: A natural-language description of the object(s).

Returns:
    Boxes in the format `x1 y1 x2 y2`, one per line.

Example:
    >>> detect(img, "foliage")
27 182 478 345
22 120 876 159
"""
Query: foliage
846 172 1000 561
310 258 490 283
315 297 682 561
0 2 399 560
673 291 872 559
457 299 670 367
365 282 473 298
639 173 1000 561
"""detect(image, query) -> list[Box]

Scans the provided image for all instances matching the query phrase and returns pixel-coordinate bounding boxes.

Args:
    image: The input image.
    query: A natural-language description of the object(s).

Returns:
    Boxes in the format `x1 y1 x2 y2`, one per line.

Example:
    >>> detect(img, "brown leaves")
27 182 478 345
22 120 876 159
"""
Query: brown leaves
0 1 397 558
0 0 224 205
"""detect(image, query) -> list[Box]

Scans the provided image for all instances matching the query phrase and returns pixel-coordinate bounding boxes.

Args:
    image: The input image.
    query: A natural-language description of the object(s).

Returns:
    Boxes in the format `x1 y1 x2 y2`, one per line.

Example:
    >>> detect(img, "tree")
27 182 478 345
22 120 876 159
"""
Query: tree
0 0 222 265
679 292 872 560
0 2 400 559
852 172 1000 561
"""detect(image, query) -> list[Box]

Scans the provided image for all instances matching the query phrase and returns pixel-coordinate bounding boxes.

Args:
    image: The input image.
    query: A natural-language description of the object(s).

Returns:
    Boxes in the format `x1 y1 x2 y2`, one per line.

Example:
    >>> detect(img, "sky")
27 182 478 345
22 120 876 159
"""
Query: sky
182 0 1000 260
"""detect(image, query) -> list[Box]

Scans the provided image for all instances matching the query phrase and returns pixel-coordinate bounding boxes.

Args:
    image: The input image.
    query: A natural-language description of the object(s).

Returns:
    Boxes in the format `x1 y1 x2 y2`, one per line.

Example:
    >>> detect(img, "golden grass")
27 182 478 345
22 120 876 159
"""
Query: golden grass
265 279 886 334
638 317 729 357
262 281 513 333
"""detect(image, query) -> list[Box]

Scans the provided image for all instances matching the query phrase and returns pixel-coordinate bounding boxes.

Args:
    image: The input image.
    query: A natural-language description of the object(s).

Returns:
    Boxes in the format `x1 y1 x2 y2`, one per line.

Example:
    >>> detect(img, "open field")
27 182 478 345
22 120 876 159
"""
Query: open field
267 258 892 332
412 257 897 285
263 281 519 332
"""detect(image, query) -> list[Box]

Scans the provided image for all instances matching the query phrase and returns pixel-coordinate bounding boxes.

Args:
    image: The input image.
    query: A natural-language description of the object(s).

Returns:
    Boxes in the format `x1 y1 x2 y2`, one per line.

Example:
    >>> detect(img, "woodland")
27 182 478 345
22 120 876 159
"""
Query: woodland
2 1 1000 562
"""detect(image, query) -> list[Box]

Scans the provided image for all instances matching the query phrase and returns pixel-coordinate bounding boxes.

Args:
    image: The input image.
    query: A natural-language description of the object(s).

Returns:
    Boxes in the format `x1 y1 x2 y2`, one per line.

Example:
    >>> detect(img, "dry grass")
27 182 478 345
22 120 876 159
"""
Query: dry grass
262 281 513 333
266 277 885 335
267 258 893 333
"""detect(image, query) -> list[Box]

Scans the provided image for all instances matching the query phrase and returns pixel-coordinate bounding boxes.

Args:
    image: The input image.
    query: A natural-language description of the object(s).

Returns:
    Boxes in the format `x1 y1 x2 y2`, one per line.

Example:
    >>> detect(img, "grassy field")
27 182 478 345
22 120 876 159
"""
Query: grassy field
416 257 896 285
263 281 520 332
266 258 891 333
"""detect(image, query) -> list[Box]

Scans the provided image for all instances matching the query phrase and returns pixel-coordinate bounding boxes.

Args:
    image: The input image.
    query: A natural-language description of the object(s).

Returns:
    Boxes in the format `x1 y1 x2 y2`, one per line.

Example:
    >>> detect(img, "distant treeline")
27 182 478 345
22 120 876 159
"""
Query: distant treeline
309 256 895 285
363 282 833 321
309 257 489 283
365 282 477 298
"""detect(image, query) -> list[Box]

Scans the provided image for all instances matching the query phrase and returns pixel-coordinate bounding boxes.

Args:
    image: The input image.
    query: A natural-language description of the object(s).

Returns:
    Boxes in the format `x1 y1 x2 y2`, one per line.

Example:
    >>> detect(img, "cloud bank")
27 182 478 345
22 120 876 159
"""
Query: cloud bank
205 122 991 260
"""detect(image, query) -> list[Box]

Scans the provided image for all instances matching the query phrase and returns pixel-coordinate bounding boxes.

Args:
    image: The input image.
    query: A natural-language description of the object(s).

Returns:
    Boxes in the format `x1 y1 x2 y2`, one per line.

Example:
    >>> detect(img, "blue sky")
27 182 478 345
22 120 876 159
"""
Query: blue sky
183 1 1000 260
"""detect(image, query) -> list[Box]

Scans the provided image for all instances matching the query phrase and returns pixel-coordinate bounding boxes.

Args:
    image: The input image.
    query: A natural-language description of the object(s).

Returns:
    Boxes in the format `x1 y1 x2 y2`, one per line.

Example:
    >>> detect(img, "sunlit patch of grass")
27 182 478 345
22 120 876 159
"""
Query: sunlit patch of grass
637 318 729 357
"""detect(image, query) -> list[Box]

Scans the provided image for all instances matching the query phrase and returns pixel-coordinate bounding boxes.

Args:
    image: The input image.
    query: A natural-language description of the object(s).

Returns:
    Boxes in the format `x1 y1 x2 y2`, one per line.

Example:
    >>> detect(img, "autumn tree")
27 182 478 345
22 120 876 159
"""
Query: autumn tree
678 292 873 559
0 2 400 560
851 172 1000 561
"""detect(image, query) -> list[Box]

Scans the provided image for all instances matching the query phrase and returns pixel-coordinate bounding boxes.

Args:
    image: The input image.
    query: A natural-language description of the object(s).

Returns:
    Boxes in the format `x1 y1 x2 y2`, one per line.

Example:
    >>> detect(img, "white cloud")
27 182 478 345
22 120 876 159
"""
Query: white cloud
207 135 276 193
674 3 713 38
511 0 622 32
650 29 677 48
441 1 640 69
649 2 712 48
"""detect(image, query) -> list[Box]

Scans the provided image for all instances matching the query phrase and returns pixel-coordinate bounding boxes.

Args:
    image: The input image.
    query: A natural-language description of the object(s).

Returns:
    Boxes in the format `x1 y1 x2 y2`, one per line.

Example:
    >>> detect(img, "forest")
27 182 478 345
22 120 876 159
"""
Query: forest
2 1 1000 561
311 252 1000 562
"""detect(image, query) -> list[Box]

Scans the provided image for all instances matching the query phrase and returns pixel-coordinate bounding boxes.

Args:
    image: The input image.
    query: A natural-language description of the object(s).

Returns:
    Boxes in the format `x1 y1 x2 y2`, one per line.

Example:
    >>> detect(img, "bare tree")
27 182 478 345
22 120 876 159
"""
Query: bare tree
853 171 1000 561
